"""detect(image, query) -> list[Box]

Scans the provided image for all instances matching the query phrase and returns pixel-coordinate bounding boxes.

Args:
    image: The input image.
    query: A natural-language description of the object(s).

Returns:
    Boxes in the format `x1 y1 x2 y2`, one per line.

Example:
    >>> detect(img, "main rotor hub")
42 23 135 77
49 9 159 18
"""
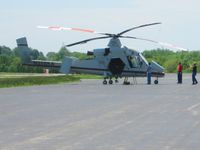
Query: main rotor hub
107 38 122 48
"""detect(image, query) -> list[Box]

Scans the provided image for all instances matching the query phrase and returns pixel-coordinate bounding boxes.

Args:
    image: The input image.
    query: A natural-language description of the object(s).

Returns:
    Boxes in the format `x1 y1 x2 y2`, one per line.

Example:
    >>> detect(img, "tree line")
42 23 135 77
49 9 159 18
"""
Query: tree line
143 49 200 73
0 45 199 73
0 46 87 73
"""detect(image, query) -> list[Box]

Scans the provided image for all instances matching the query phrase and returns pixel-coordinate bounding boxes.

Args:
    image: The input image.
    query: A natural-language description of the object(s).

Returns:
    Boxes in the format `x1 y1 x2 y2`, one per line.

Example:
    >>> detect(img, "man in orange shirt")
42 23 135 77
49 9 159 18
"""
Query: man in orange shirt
177 62 183 84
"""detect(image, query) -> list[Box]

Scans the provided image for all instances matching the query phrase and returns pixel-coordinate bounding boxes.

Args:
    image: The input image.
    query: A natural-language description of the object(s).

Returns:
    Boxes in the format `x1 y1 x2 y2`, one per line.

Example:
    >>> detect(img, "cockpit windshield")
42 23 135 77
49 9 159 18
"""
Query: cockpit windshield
139 53 148 65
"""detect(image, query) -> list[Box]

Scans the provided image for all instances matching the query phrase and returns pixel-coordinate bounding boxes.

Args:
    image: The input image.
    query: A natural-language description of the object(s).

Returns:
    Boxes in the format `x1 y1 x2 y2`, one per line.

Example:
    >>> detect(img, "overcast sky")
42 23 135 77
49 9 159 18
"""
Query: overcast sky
1 0 200 54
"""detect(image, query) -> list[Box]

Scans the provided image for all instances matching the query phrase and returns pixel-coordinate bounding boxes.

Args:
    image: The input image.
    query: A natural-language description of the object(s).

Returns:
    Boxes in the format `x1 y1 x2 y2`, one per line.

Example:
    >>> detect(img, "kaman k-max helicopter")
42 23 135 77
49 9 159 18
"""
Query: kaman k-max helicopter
20 22 184 84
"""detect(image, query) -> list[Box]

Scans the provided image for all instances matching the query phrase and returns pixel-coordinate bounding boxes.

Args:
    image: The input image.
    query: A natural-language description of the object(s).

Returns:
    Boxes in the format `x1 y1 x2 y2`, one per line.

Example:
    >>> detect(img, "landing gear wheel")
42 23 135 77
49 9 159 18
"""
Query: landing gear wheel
123 77 130 85
103 80 107 85
123 81 130 85
109 80 113 84
115 77 119 83
154 80 158 84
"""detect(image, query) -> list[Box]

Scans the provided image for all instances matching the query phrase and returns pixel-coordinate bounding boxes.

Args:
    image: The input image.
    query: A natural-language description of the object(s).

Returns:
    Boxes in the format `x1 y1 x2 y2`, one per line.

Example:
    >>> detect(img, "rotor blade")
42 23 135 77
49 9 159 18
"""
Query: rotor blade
120 36 188 51
155 42 188 51
66 36 110 47
37 25 95 33
120 36 158 43
37 25 110 35
117 22 161 36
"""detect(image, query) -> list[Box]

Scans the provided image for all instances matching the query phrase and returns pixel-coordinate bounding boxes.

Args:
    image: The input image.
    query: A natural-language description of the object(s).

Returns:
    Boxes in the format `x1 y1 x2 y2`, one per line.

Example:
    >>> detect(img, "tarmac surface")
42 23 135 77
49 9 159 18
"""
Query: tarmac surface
0 74 200 150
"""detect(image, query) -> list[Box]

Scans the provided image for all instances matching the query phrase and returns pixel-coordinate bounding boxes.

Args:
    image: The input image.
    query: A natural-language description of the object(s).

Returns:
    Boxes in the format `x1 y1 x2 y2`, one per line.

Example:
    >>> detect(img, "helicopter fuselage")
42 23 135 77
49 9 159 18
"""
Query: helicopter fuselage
61 45 164 79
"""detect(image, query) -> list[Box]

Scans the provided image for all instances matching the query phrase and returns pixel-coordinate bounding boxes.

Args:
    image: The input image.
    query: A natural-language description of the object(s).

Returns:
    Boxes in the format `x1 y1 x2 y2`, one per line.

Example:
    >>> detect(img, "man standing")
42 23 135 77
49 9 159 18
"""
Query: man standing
192 63 198 85
177 62 183 84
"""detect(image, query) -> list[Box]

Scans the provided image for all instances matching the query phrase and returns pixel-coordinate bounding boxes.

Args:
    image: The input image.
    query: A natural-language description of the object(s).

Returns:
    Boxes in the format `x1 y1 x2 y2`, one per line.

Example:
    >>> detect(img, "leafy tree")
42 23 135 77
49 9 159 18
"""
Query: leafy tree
46 52 60 61
0 44 200 73
0 46 13 56
58 47 71 60
70 51 88 59
30 49 40 60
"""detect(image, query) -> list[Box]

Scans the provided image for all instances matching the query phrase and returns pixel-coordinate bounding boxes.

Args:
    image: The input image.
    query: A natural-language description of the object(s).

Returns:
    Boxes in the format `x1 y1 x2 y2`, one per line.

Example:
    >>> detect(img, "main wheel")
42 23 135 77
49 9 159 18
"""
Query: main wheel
154 80 158 84
109 80 113 84
103 80 107 85
123 81 130 85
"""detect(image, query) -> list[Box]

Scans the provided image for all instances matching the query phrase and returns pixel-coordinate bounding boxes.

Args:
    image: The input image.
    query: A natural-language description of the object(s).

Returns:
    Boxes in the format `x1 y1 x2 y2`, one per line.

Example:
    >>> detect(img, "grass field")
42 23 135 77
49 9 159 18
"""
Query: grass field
0 73 102 88
0 72 63 78
74 74 102 79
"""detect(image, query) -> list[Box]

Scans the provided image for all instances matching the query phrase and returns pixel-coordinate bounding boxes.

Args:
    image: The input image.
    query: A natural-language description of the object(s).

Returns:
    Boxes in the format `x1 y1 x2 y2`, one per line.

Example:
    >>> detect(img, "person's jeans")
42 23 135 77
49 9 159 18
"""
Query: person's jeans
147 73 151 84
177 72 182 83
192 72 198 84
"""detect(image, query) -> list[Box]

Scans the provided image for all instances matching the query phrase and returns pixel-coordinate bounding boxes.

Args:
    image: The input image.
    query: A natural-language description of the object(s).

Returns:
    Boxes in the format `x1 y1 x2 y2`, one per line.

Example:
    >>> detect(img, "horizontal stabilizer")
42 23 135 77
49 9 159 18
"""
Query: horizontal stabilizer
23 60 61 68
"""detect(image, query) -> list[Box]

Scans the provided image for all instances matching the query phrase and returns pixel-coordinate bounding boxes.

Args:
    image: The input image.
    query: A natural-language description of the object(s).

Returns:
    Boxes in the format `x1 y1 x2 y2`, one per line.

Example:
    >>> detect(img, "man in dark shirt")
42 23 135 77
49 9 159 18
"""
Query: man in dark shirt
192 63 198 85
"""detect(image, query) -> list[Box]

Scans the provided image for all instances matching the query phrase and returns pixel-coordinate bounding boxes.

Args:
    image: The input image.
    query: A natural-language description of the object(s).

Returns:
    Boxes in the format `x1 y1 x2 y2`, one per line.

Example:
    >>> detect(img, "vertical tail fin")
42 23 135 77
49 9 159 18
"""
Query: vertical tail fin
16 37 28 47
16 37 31 63
60 57 73 74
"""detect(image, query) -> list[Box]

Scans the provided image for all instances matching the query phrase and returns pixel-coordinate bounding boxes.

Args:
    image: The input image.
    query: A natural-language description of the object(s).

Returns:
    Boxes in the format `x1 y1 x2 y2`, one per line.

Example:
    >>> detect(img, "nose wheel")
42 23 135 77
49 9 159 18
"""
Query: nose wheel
154 77 159 84
154 80 158 84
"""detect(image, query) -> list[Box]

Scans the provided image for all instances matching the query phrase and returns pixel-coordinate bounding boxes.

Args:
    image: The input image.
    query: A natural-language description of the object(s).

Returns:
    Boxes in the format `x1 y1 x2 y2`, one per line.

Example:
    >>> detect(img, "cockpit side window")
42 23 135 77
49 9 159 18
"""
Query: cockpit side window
127 56 137 68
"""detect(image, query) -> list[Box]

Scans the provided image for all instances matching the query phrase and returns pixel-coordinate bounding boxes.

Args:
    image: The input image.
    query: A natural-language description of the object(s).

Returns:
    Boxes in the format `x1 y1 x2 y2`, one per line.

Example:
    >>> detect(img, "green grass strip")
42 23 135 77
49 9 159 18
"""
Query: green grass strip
74 74 102 79
0 75 80 88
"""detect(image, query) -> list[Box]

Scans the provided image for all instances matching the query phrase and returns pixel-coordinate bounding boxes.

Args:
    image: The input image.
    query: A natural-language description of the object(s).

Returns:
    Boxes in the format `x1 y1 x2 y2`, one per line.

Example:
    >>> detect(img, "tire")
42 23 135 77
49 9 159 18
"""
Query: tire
109 80 113 84
154 80 158 84
103 80 107 85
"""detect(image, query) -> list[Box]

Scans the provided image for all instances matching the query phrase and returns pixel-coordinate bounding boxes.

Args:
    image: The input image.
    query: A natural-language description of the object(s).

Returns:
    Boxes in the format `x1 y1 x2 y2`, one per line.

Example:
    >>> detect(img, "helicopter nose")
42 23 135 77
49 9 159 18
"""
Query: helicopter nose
151 61 164 73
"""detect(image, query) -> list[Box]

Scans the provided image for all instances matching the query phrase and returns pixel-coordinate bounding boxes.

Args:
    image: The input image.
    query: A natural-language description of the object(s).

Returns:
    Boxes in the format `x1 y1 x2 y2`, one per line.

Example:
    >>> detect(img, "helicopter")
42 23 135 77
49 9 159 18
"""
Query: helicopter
37 22 165 85
18 23 168 85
